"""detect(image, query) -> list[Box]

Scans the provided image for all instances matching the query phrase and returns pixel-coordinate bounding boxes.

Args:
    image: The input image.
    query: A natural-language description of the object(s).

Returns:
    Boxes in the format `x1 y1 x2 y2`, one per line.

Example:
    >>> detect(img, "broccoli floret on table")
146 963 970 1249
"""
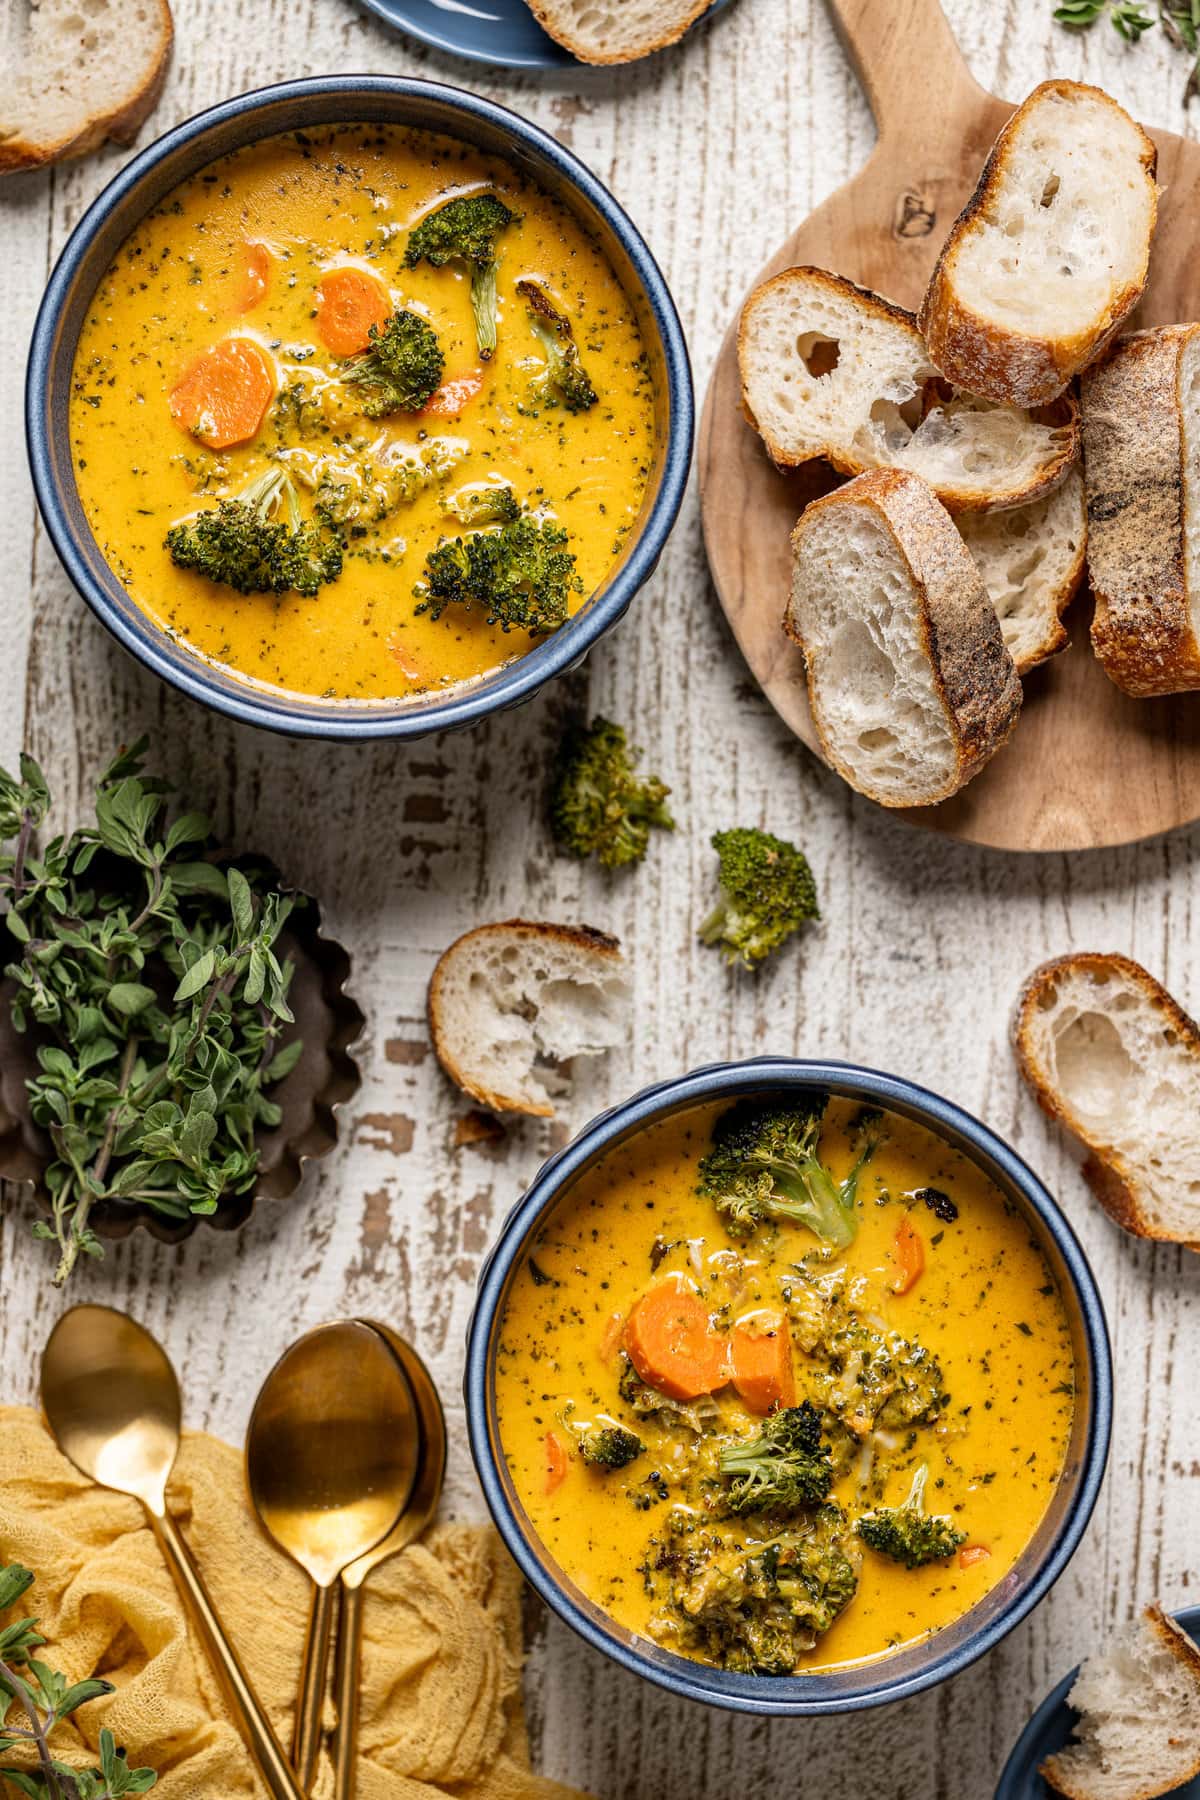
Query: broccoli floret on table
550 717 674 869
404 194 516 361
699 827 819 969
165 466 343 597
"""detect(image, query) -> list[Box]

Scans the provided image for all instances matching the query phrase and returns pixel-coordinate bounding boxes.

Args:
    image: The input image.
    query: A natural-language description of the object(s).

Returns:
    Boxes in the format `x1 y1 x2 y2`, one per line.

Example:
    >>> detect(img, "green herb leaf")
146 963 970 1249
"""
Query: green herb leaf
174 948 215 1002
106 982 156 1017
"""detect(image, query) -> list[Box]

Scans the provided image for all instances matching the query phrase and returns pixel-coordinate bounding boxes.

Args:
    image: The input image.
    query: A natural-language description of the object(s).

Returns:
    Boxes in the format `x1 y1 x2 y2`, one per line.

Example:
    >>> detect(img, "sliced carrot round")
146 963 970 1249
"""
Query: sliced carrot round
624 1281 726 1402
316 267 391 357
169 337 275 449
421 370 485 418
890 1215 925 1295
237 241 272 312
730 1312 795 1415
544 1430 569 1495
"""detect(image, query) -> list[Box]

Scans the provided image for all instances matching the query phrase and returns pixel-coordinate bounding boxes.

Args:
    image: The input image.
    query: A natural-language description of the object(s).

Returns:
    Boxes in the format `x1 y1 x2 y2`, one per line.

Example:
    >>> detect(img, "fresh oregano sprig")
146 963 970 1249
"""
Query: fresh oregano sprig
0 1562 157 1799
0 741 304 1287
1053 0 1200 100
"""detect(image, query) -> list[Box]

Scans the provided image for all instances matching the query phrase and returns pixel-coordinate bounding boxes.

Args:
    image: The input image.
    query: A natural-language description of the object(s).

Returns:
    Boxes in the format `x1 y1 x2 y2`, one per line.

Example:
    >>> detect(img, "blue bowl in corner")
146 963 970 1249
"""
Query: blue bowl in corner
465 1058 1113 1716
25 76 693 741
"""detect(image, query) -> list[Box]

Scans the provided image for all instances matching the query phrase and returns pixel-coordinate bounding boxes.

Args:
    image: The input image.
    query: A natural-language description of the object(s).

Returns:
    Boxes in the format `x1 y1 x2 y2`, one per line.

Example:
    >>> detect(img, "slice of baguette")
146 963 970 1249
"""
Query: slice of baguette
1080 325 1200 696
0 0 173 176
919 80 1158 407
739 267 1079 514
428 920 629 1118
525 0 710 63
785 467 1021 807
1015 953 1200 1250
1040 1604 1200 1800
957 466 1086 674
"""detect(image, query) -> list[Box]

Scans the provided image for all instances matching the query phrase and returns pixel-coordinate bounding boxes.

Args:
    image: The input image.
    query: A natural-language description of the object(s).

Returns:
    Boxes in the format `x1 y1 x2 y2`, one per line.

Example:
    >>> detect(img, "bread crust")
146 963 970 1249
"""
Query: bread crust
739 265 1080 513
0 0 174 175
786 467 1022 806
524 0 710 64
428 919 624 1118
1040 1604 1200 1800
919 80 1158 407
1081 326 1200 696
1014 952 1200 1250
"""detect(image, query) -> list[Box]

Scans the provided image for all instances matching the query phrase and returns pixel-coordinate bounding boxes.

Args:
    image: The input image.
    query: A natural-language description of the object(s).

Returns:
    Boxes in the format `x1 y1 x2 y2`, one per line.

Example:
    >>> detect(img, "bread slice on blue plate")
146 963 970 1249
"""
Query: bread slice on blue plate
1040 1603 1200 1800
525 0 710 63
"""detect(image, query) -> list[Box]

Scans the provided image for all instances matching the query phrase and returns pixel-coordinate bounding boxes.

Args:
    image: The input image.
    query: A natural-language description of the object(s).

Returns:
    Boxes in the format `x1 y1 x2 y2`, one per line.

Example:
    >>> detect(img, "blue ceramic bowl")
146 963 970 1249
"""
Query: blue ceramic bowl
355 0 733 70
465 1058 1113 1716
25 76 693 740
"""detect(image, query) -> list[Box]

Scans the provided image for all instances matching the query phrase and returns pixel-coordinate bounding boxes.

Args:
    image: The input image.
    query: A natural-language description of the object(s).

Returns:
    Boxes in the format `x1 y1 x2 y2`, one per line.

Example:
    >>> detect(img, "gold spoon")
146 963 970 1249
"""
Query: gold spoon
41 1305 307 1800
331 1322 446 1800
246 1319 420 1791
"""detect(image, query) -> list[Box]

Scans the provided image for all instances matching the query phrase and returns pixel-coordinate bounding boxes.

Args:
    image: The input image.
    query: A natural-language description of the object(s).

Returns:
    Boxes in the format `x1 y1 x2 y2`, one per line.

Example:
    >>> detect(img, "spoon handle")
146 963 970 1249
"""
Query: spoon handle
331 1580 366 1800
293 1583 336 1790
148 1505 306 1800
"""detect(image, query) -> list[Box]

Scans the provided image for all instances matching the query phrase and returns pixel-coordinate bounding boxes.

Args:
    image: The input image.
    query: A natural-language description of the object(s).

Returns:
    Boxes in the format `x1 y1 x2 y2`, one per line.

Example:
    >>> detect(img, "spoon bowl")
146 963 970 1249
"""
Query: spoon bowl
246 1320 421 1786
41 1305 306 1800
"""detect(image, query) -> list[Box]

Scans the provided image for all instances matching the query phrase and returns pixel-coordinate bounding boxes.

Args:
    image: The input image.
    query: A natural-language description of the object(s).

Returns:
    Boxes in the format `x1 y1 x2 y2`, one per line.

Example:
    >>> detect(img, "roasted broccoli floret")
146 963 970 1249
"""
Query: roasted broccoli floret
698 1096 874 1249
856 1463 966 1568
699 828 820 969
341 309 445 415
652 1506 860 1671
404 193 516 361
444 484 521 527
417 516 581 634
718 1401 834 1514
166 466 343 597
576 1424 645 1469
518 279 598 413
550 716 674 868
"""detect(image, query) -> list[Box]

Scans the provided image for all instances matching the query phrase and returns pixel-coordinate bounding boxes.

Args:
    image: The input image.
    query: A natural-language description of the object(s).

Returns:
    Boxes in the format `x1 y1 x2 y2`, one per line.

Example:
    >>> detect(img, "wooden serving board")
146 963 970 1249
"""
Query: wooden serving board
699 0 1200 852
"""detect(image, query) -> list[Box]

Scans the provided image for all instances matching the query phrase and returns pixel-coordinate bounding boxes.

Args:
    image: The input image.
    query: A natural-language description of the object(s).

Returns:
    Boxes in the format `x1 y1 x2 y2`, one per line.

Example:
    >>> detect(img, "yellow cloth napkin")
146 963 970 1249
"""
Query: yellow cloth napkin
0 1405 583 1800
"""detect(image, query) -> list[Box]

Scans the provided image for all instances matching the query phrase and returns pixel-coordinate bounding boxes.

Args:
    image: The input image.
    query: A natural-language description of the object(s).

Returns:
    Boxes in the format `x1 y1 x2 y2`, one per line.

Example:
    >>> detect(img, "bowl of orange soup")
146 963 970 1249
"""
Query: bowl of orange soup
466 1060 1111 1714
27 77 691 737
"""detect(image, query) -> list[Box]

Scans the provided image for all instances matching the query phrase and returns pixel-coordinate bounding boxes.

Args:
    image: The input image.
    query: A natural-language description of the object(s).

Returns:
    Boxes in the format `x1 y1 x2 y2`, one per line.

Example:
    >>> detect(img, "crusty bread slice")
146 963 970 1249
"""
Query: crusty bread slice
739 267 1079 514
785 468 1021 807
525 0 710 63
1015 953 1200 1250
957 466 1086 674
1040 1604 1200 1800
920 80 1158 407
1080 325 1200 696
428 921 629 1118
0 0 173 176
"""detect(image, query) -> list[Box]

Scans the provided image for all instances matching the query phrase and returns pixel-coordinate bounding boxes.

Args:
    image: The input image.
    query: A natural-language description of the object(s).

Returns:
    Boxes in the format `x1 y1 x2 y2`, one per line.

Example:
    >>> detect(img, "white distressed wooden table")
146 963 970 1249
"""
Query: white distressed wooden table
1 3 1198 1794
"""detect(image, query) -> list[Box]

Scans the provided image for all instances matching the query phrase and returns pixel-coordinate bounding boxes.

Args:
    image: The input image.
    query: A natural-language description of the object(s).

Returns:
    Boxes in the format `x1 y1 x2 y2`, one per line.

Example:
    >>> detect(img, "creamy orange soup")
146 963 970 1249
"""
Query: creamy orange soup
70 124 655 702
494 1097 1074 1674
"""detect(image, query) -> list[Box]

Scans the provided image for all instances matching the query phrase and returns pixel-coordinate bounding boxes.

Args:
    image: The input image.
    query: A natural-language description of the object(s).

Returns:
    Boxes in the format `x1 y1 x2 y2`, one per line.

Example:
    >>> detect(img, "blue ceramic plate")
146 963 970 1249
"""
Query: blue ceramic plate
356 0 732 70
996 1607 1200 1799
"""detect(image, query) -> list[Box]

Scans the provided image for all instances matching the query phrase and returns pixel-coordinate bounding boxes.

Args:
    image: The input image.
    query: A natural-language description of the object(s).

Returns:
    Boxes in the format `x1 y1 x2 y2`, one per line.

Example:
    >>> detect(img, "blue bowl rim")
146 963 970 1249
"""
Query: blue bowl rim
465 1057 1114 1717
25 73 694 741
353 0 733 71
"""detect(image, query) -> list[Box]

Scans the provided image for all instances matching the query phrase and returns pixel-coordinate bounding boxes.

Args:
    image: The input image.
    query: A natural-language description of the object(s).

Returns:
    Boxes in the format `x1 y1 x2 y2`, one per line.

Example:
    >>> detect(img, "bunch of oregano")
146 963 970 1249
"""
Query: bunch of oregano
0 740 303 1287
0 1561 156 1798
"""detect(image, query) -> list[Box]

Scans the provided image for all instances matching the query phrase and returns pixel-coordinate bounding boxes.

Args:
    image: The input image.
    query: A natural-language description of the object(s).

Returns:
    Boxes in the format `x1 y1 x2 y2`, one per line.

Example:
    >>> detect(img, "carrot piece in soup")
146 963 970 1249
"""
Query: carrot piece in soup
421 370 485 417
624 1281 726 1402
958 1543 991 1569
729 1312 796 1415
599 1311 625 1361
168 337 275 449
237 241 271 311
544 1430 570 1494
316 267 391 356
890 1215 925 1294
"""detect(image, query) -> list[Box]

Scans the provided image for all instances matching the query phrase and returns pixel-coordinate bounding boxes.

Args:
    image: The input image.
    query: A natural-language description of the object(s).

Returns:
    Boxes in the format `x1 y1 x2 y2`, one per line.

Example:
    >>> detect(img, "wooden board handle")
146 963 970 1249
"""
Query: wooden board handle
826 0 984 136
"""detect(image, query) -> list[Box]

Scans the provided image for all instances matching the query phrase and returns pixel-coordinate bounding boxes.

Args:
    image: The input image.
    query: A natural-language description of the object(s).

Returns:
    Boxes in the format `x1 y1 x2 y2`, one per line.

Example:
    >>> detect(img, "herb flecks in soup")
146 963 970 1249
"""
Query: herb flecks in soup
494 1097 1075 1676
70 126 655 702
